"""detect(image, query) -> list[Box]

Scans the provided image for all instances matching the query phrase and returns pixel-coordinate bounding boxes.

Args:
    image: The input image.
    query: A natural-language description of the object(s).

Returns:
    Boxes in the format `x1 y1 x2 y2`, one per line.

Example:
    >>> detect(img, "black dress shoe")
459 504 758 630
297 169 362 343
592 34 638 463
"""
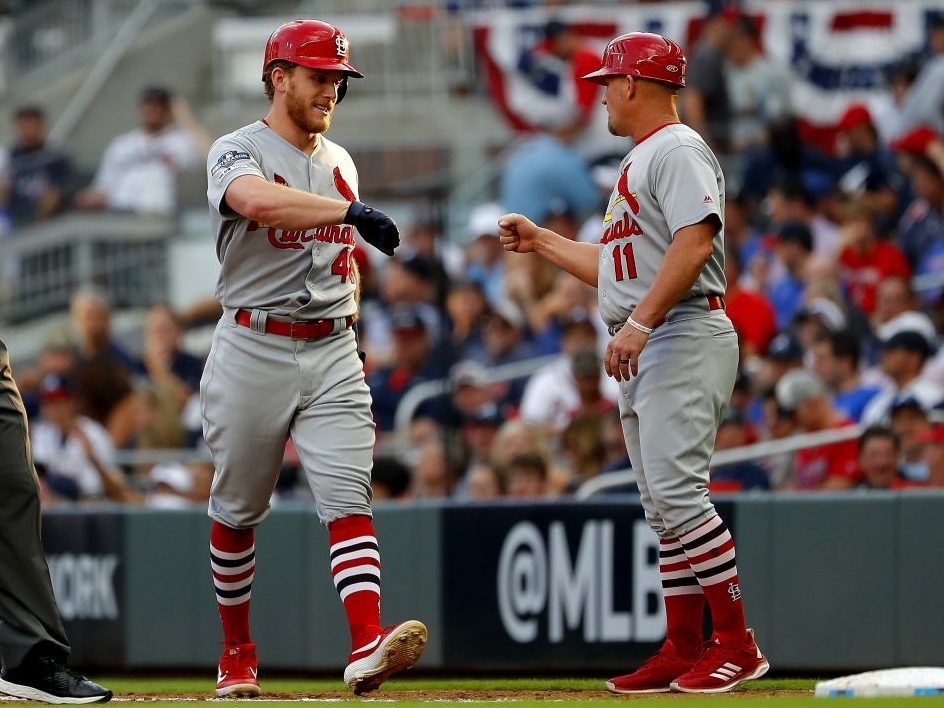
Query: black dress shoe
0 656 112 704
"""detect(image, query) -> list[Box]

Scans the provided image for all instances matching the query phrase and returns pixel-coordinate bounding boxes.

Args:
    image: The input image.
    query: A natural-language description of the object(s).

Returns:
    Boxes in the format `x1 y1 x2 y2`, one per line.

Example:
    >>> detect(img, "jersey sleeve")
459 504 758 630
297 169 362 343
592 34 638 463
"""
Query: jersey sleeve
652 142 722 237
206 135 265 216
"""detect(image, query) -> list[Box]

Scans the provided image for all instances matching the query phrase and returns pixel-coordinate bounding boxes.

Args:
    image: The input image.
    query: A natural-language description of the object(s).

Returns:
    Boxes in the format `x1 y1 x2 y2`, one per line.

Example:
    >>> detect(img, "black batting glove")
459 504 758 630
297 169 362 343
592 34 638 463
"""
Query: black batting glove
344 201 400 257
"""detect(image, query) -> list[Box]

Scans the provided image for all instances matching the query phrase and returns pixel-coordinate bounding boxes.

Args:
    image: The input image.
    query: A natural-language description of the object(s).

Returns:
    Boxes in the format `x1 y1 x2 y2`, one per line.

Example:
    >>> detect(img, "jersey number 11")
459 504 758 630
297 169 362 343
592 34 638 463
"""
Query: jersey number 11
612 243 638 281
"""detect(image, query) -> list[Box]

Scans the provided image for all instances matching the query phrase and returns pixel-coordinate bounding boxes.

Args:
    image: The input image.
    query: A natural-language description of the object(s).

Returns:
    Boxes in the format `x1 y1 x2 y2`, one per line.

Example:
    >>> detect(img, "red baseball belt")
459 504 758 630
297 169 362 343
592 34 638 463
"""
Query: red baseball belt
609 295 725 335
235 309 354 340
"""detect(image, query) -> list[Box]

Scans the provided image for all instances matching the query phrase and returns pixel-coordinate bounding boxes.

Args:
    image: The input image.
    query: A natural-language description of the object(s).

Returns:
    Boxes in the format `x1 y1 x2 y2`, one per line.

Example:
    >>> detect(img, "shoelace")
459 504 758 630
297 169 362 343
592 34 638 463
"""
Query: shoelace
35 658 88 684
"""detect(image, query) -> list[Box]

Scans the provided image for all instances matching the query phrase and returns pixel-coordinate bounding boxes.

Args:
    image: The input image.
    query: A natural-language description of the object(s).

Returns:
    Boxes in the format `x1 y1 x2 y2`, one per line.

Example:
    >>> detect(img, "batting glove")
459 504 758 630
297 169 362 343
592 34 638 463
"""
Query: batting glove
344 201 400 257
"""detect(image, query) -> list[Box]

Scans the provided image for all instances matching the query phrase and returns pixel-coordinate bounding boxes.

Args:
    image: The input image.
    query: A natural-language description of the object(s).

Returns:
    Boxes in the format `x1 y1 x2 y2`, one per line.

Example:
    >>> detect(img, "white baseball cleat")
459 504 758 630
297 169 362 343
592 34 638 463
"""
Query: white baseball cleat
343 620 428 695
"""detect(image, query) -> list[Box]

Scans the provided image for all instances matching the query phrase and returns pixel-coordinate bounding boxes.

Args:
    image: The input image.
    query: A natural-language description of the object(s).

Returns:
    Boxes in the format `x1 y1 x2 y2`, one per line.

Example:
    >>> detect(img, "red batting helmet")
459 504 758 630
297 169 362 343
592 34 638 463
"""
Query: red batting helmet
263 20 364 101
582 32 686 88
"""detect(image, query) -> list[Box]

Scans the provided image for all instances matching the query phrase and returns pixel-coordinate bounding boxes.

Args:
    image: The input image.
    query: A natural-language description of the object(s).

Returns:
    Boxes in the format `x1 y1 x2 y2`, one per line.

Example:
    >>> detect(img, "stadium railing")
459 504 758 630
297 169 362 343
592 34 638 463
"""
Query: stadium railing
0 213 172 325
2 0 193 99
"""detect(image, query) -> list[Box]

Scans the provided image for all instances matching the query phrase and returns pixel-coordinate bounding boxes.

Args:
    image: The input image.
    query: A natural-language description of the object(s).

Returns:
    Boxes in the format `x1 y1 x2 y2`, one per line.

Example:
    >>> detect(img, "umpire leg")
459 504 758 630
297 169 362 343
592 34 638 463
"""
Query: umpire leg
0 339 70 670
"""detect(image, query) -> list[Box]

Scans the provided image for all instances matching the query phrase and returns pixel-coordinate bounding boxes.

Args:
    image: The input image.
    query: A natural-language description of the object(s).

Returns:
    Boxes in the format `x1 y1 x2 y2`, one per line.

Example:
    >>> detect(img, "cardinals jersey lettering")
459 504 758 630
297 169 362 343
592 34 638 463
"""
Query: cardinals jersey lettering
597 123 727 327
206 121 360 319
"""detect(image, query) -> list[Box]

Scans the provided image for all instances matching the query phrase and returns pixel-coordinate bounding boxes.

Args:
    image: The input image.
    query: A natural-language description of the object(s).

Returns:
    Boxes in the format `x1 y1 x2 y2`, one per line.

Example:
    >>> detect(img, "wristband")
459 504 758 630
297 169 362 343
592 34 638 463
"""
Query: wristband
626 316 654 335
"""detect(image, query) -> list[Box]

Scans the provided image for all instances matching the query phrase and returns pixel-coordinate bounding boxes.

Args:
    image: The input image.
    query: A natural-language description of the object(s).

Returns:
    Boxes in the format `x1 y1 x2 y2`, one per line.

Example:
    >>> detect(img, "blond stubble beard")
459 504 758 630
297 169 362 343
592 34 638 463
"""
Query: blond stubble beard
285 86 332 135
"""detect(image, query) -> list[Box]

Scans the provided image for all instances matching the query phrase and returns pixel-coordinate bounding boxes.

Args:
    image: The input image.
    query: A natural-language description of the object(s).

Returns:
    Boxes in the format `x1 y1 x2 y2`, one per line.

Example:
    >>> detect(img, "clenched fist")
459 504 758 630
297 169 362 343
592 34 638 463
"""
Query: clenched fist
345 201 400 257
498 213 540 253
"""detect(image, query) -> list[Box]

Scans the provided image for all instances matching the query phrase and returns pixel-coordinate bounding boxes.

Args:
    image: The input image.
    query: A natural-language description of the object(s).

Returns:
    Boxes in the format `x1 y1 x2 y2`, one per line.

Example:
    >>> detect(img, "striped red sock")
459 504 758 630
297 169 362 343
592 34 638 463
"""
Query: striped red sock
659 537 705 658
329 515 381 653
678 515 749 647
210 522 255 646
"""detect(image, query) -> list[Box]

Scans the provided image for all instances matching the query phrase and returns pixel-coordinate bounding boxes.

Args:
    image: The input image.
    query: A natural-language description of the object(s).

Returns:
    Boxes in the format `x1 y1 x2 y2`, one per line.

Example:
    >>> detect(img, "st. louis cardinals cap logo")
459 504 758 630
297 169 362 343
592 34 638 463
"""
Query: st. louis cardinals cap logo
335 35 348 58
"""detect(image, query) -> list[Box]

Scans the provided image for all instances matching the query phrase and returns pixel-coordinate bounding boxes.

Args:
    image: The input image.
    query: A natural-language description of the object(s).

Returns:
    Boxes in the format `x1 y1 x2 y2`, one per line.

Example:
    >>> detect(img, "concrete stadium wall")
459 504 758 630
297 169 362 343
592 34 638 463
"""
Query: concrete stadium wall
40 492 944 673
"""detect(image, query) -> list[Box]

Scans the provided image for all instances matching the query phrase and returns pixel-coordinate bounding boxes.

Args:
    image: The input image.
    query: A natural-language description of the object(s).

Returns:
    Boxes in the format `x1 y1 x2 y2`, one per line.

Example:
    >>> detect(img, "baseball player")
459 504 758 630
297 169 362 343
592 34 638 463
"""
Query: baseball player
0 338 111 704
201 20 426 697
499 33 768 694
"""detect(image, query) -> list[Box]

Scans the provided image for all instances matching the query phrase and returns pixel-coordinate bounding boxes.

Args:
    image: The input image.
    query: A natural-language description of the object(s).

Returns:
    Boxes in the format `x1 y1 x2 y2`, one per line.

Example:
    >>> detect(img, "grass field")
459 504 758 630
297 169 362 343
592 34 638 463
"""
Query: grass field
3 676 942 706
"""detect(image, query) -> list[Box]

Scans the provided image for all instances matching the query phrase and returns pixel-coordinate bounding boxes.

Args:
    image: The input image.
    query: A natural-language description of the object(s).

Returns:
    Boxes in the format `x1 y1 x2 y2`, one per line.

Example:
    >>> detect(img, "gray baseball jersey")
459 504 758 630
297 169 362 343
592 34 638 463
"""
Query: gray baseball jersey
207 121 359 319
597 123 738 537
597 123 726 327
201 121 374 528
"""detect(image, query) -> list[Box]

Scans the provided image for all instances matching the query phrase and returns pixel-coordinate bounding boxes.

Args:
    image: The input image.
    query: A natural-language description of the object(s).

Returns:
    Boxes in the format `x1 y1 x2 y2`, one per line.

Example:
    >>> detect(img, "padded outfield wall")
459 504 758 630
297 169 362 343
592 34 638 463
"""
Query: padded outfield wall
41 492 944 672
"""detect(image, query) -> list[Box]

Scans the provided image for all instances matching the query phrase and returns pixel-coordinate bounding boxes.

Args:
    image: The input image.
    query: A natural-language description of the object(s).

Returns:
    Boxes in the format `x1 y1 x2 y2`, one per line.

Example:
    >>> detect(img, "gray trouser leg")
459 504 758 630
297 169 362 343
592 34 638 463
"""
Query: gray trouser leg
0 339 70 670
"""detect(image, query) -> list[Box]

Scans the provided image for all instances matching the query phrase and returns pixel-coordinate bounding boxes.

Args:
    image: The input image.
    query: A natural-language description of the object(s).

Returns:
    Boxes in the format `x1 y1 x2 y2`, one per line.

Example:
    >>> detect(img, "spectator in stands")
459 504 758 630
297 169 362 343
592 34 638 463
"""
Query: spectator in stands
126 382 186 468
361 253 446 369
140 303 204 411
811 330 883 423
888 395 933 482
462 202 506 309
445 281 489 362
69 286 140 444
856 426 908 490
792 297 849 355
397 210 464 300
872 61 920 146
738 116 834 211
775 369 860 490
872 275 937 345
600 409 632 475
30 374 139 503
412 436 459 498
489 419 571 494
502 451 550 498
767 220 814 330
569 347 615 420
74 86 209 215
522 269 599 354
751 332 805 419
680 3 735 154
920 423 944 487
892 131 944 272
500 130 599 226
561 411 608 488
0 105 74 227
831 104 900 219
768 176 839 258
465 301 538 379
710 408 770 492
462 462 504 500
144 461 212 509
724 245 777 362
458 402 505 479
862 330 943 425
371 457 412 501
836 200 910 316
722 14 793 152
897 14 944 137
17 335 75 421
367 306 438 433
519 309 616 434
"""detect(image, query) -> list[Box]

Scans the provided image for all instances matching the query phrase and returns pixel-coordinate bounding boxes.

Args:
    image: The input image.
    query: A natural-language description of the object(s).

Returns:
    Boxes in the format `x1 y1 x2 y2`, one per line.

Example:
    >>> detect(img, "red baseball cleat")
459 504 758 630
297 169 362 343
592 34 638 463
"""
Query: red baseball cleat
670 628 769 693
343 620 428 695
215 643 260 697
605 639 702 694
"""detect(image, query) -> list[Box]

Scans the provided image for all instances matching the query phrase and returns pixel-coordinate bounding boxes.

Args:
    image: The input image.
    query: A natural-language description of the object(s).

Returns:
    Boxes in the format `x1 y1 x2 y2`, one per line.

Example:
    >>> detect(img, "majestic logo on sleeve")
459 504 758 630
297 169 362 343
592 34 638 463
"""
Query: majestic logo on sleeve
333 166 357 202
601 163 643 245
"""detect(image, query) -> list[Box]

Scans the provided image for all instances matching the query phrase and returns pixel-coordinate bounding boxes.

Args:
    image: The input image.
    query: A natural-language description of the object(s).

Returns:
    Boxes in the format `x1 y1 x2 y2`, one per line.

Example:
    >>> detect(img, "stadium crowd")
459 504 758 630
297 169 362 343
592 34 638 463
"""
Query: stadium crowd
1 3 944 507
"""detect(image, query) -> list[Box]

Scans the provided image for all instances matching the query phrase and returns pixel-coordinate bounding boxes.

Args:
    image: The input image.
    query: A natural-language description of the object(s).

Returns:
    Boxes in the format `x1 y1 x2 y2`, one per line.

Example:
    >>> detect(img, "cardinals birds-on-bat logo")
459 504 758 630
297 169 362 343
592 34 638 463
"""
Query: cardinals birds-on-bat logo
333 167 357 202
616 163 640 215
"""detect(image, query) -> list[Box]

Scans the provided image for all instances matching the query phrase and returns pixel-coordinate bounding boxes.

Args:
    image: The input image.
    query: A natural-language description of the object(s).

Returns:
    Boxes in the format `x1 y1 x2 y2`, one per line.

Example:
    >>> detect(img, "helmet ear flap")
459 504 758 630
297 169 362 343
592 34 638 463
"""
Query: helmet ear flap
337 75 348 103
